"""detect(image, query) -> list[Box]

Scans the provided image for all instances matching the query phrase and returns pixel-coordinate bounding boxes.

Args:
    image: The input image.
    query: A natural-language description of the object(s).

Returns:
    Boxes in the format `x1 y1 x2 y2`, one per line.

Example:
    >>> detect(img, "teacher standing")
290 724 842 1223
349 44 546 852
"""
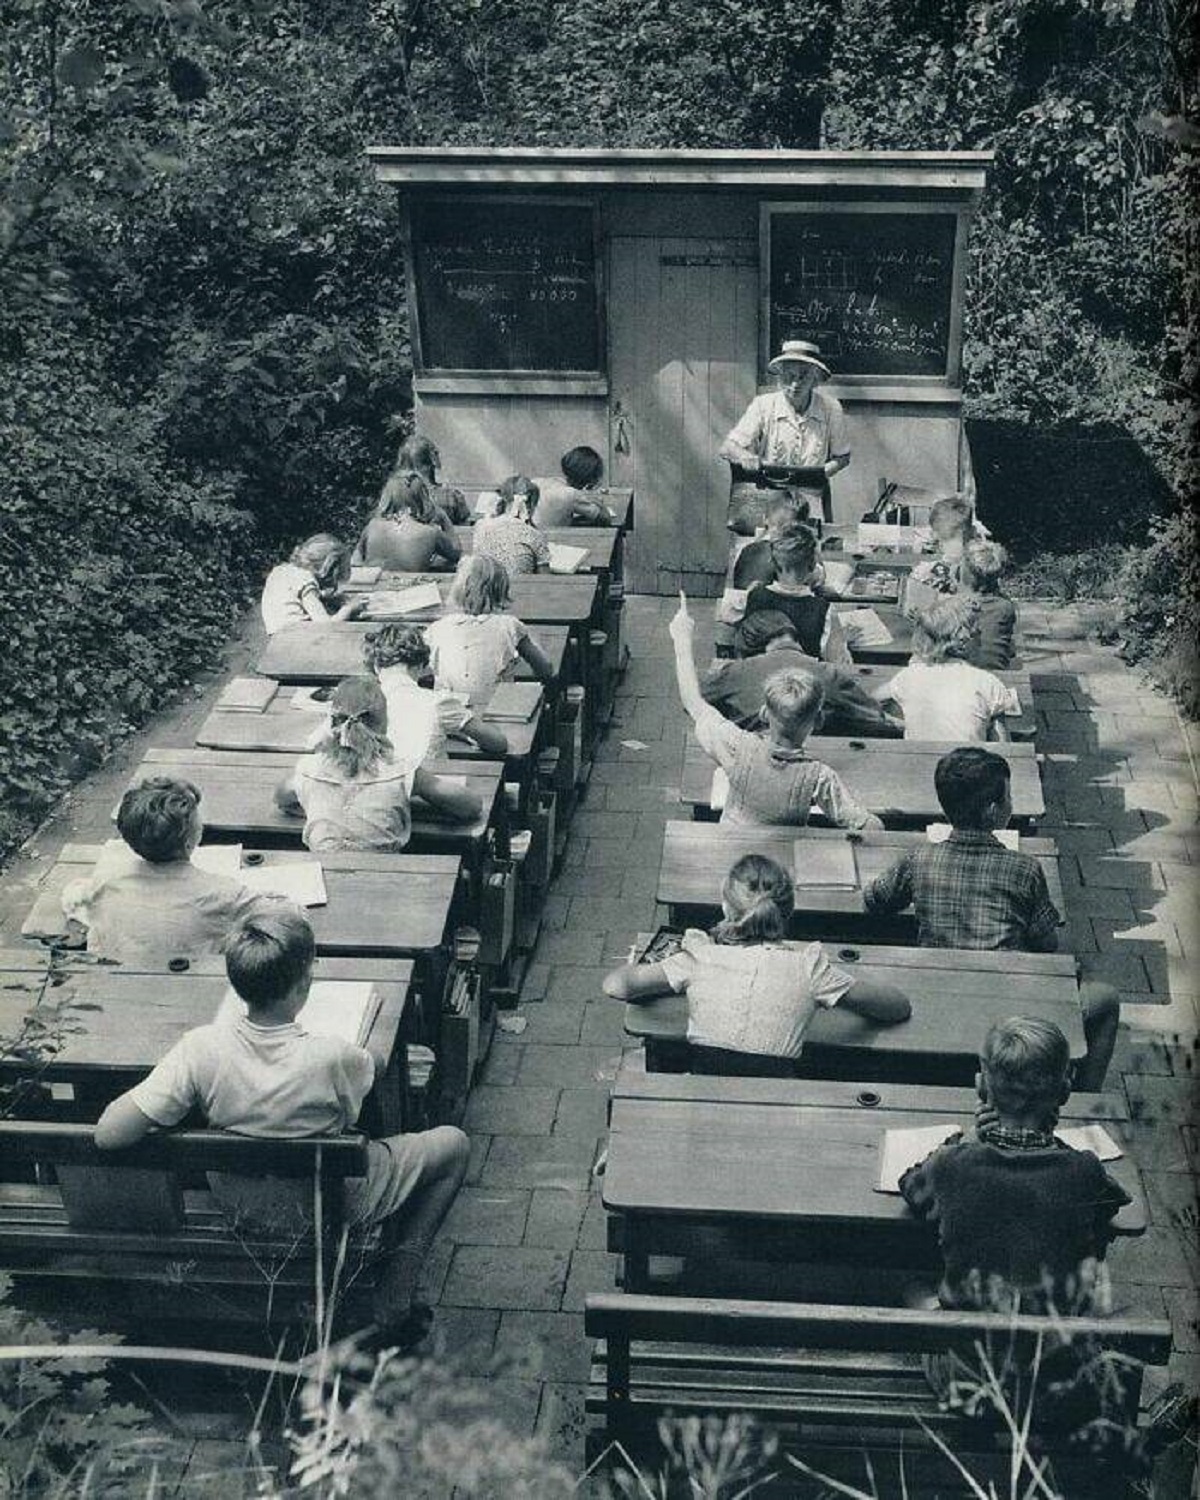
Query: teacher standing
718 340 851 535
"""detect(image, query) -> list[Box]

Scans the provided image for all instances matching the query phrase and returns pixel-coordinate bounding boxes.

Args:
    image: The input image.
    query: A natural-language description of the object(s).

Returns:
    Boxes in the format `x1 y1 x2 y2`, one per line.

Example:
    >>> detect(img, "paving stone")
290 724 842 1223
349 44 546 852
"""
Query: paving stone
522 999 586 1045
478 1042 523 1085
534 1381 589 1467
1077 856 1167 894
579 999 629 1046
441 1245 570 1311
441 1187 531 1246
568 807 643 840
426 1307 501 1373
495 1310 591 1383
550 864 620 897
538 893 572 932
1079 950 1154 992
1109 1227 1196 1288
599 782 682 813
464 1133 491 1185
1068 884 1141 918
472 1375 545 1437
523 1187 589 1248
1137 1170 1200 1233
553 1087 610 1140
545 965 609 1006
561 1249 621 1311
480 1133 601 1191
520 962 552 1002
463 1085 559 1135
577 1192 610 1252
1161 1285 1200 1352
517 1042 622 1089
535 928 607 966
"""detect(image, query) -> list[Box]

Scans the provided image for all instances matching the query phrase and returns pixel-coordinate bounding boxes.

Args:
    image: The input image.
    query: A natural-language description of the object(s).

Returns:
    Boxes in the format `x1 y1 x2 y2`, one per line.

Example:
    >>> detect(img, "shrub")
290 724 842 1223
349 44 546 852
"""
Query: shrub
1117 510 1200 716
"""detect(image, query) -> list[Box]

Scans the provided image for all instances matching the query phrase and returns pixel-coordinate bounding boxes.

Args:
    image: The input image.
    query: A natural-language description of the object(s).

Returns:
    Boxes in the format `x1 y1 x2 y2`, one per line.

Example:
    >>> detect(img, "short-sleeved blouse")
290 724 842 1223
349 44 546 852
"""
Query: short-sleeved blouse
474 514 550 576
294 751 412 852
261 564 321 635
426 612 528 708
660 929 852 1057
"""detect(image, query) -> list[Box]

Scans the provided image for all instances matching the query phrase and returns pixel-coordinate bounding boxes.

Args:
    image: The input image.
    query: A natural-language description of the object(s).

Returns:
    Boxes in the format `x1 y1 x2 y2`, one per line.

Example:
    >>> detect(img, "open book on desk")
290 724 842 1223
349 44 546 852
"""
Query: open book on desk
363 582 442 617
217 980 380 1047
838 608 894 648
876 1122 1123 1193
548 543 589 575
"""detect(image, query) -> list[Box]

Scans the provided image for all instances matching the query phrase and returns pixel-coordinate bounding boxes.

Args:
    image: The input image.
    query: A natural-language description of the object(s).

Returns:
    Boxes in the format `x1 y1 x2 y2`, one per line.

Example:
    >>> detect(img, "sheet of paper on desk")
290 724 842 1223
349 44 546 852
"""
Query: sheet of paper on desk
191 844 245 879
710 767 729 811
348 565 381 585
927 823 1020 851
548 543 588 574
217 980 379 1046
820 560 857 596
217 677 278 713
839 608 893 647
877 1122 1122 1193
290 686 331 712
366 583 442 616
793 839 858 888
239 860 328 908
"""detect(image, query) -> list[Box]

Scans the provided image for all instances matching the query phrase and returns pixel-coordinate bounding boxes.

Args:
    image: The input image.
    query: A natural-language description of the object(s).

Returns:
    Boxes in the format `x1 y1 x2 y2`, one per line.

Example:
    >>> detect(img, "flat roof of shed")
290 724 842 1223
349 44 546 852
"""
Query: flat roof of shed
367 146 993 192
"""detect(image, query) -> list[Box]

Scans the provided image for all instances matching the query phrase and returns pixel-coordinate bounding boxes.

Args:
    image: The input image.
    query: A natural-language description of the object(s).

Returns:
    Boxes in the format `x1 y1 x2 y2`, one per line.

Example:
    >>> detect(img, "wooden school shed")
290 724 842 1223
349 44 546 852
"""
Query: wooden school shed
368 147 992 594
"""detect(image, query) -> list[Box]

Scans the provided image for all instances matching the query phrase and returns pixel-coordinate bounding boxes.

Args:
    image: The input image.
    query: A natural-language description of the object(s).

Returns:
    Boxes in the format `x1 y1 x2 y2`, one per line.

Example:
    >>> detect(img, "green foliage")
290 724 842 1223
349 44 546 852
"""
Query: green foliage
1007 545 1129 602
0 1274 150 1496
1116 509 1200 714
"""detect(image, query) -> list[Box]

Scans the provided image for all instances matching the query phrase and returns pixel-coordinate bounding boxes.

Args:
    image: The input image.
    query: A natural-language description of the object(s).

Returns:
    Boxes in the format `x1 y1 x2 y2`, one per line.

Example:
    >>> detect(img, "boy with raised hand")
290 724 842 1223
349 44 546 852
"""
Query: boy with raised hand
94 901 469 1349
901 1016 1131 1314
61 776 261 965
862 746 1120 1090
670 590 881 832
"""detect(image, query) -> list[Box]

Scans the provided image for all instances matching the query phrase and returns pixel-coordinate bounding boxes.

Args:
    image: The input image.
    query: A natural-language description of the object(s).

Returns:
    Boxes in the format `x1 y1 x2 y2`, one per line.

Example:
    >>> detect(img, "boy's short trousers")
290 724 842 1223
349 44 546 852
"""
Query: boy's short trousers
209 1127 460 1235
344 1127 461 1227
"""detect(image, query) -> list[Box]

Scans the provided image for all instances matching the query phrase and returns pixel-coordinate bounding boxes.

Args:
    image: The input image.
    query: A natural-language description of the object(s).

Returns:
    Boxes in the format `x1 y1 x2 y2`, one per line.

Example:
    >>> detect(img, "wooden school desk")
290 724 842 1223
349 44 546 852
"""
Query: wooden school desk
195 682 545 805
257 622 571 691
0 954 415 1136
603 1064 1145 1292
123 748 505 869
451 526 621 584
822 524 927 574
345 571 599 632
679 734 1045 828
655 822 1065 938
832 602 913 664
619 939 1084 1082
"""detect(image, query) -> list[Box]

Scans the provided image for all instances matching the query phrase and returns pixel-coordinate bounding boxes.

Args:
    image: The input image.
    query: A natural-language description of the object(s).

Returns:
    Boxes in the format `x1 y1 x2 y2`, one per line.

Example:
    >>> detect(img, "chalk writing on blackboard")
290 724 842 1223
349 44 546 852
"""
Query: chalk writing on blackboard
767 211 958 378
413 201 601 373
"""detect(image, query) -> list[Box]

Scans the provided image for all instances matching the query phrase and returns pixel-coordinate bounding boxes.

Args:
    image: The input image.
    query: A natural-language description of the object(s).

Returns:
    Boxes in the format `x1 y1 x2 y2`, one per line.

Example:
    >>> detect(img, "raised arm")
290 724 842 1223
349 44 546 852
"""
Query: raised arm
668 592 707 725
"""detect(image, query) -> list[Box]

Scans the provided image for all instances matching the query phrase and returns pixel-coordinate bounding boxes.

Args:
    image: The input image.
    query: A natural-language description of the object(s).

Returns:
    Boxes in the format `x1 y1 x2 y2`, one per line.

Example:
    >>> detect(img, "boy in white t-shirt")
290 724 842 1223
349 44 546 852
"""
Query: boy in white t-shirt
876 598 1019 742
94 903 469 1348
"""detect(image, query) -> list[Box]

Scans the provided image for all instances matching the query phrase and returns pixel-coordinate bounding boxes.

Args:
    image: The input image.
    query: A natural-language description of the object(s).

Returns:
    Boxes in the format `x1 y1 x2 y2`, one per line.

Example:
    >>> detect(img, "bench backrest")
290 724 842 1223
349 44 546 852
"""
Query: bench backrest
0 1121 368 1233
585 1291 1172 1420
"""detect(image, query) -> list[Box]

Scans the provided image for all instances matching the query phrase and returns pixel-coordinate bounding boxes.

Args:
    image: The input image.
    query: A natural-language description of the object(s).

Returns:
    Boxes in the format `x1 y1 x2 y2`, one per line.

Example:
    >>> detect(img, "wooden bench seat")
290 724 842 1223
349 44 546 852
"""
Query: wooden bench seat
585 1292 1172 1497
0 1122 383 1337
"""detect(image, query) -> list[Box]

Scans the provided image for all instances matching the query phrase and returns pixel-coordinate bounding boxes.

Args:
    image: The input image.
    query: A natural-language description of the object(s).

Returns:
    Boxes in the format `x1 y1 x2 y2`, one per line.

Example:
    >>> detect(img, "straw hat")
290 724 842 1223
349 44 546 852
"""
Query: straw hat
767 340 830 377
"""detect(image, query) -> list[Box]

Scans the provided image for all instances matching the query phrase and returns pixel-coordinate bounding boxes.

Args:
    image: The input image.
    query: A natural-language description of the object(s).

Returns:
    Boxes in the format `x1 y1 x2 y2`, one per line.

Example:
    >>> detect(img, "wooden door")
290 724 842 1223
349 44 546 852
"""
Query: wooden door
608 237 759 595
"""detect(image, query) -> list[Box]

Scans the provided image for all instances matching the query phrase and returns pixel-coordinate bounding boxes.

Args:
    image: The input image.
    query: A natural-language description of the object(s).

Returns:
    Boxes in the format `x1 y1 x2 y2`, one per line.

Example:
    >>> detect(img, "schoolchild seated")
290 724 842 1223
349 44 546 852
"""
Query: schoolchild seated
532 445 613 528
275 675 481 852
395 434 472 525
353 470 461 573
426 555 555 709
603 853 910 1063
701 610 898 737
863 747 1120 1090
875 598 1020 742
960 538 1018 670
61 777 260 964
473 476 550 576
94 901 470 1349
261 534 366 635
729 492 809 591
670 593 880 831
742 526 852 664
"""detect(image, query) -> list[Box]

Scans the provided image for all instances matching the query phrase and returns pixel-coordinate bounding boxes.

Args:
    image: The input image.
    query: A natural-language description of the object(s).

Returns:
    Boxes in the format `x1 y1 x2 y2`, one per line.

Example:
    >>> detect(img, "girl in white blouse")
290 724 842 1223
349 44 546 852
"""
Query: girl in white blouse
426 555 555 708
602 854 910 1061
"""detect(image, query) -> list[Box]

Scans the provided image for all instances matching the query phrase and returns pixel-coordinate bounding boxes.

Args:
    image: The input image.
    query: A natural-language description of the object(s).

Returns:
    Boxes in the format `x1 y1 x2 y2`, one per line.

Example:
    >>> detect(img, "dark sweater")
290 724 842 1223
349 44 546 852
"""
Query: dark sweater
743 585 830 660
900 1134 1129 1312
700 646 895 736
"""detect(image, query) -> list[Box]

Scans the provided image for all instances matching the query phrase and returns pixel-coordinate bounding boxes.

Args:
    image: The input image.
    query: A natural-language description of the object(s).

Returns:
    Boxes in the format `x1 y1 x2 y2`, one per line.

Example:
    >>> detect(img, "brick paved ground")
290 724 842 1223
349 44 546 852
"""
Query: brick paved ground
0 596 1195 1474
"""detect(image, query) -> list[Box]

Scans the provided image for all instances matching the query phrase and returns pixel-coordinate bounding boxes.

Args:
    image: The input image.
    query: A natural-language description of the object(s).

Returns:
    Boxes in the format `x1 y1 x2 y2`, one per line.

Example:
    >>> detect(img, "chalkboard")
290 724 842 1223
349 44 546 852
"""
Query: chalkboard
765 208 960 379
411 198 602 374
